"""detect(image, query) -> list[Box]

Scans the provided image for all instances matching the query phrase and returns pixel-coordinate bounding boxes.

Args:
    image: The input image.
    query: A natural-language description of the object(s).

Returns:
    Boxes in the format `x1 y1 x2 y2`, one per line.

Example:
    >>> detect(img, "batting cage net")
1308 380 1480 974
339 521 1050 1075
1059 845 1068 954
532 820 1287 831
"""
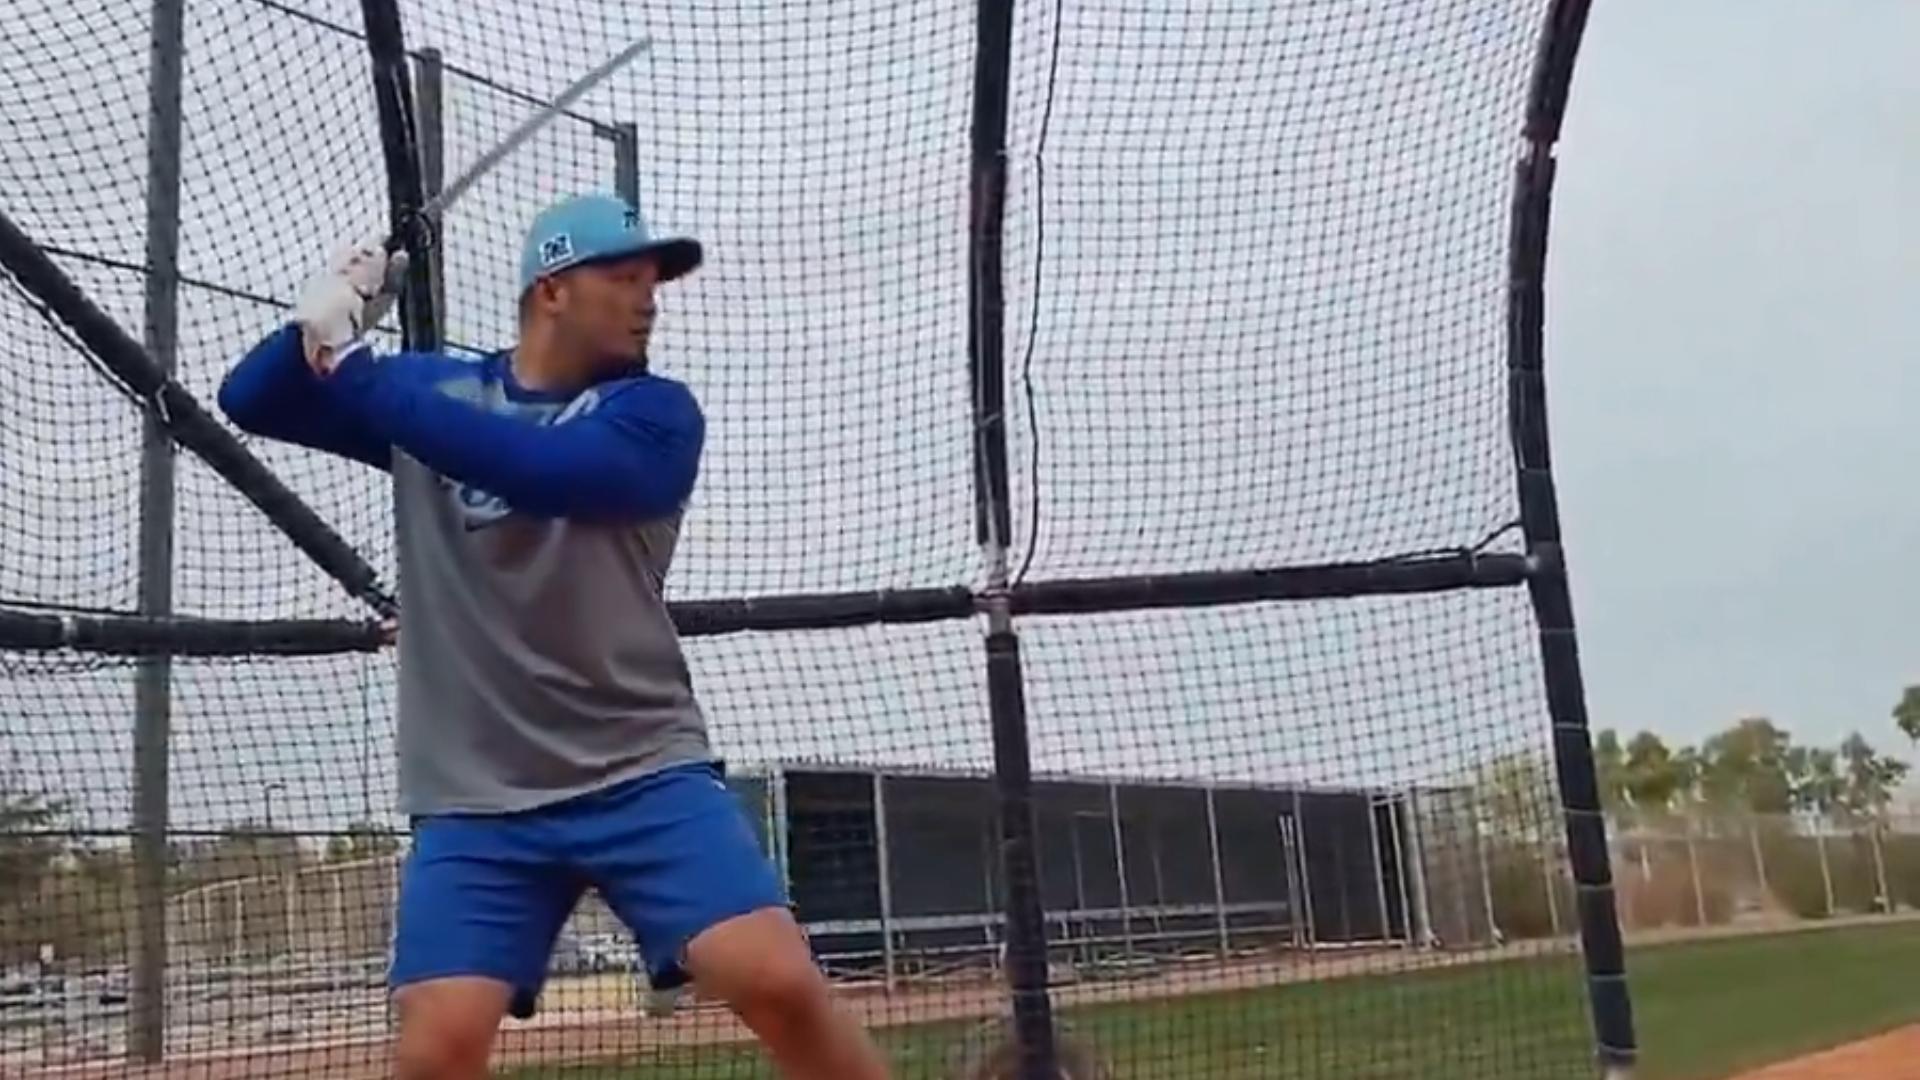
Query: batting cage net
0 0 1625 1077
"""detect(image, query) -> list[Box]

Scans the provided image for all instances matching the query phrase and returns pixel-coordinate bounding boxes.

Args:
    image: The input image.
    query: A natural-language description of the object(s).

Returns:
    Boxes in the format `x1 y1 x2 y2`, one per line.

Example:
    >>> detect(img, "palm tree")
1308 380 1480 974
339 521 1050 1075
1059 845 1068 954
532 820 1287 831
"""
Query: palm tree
1893 686 1920 749
1839 733 1909 913
1787 746 1844 916
1839 733 1909 819
1670 746 1705 810
1668 744 1710 925
1787 746 1845 820
1625 732 1686 818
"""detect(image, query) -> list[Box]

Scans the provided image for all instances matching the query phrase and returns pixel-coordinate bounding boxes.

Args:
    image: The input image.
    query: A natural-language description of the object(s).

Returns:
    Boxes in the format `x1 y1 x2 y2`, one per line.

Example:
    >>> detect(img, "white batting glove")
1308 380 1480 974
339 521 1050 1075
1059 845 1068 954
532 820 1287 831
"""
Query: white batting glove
295 232 410 372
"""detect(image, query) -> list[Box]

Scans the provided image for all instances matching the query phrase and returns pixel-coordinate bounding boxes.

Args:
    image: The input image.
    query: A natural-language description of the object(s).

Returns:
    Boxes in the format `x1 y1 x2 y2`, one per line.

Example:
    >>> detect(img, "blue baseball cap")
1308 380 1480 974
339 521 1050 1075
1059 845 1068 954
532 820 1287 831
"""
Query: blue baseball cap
517 192 702 296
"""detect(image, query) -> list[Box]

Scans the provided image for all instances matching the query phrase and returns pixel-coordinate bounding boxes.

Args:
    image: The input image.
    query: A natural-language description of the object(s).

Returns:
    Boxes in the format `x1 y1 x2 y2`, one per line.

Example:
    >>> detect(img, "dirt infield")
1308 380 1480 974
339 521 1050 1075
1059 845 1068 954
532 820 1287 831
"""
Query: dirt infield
1723 1025 1920 1080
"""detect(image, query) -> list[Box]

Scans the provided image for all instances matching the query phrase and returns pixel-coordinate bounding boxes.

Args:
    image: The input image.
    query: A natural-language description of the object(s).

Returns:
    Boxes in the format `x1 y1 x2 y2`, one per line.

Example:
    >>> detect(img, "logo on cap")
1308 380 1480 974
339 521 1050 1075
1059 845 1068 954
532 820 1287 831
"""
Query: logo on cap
622 207 640 231
539 233 574 267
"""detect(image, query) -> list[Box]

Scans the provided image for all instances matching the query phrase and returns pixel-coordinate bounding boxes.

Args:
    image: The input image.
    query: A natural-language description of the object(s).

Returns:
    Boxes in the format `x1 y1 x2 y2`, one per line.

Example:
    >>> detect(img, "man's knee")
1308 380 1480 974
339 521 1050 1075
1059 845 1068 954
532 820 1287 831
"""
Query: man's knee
739 945 833 1021
687 909 832 1024
393 976 511 1080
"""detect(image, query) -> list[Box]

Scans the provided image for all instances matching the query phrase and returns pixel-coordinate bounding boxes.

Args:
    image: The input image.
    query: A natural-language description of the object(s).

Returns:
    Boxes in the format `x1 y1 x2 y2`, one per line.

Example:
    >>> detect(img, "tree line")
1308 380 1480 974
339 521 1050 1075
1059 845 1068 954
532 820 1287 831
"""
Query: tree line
1590 683 1920 826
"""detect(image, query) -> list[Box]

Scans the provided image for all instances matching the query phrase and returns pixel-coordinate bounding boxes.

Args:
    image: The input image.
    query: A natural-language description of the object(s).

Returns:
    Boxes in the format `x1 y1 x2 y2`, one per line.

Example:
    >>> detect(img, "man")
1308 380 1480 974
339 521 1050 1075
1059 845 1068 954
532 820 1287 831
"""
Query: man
218 192 892 1080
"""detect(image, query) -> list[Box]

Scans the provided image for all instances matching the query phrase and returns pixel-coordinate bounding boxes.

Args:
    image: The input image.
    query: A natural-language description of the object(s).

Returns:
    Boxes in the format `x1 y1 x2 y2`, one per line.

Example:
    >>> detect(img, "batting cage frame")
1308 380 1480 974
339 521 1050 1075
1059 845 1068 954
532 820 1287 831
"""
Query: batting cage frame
0 0 1632 1077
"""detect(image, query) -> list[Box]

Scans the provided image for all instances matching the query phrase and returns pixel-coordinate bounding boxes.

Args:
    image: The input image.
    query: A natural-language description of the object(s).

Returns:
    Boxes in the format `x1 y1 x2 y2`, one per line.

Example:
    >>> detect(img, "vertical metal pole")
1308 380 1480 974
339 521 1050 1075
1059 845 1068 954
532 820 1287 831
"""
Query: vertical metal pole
413 48 446 337
982 827 999 967
130 0 184 1061
970 0 1052 1070
1446 797 1473 945
610 121 640 207
1293 792 1317 947
1815 820 1835 917
360 0 437 351
1204 786 1229 957
1686 817 1706 926
333 874 347 957
1067 811 1089 966
1393 797 1417 944
1542 830 1563 936
1367 795 1391 942
359 657 373 822
1476 814 1499 942
770 767 792 899
1278 815 1301 948
283 872 297 957
982 613 1057 1078
1870 821 1891 913
1510 1 1631 1070
1505 0 1628 1060
873 772 896 992
1615 832 1635 929
1403 790 1435 948
1108 783 1133 962
1148 819 1168 939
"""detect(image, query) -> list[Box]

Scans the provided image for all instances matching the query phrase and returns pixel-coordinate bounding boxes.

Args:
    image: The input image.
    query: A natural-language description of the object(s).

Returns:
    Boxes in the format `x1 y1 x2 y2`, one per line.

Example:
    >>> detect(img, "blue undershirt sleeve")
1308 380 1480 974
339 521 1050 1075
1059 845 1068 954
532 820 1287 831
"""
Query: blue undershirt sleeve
322 346 704 521
215 324 393 470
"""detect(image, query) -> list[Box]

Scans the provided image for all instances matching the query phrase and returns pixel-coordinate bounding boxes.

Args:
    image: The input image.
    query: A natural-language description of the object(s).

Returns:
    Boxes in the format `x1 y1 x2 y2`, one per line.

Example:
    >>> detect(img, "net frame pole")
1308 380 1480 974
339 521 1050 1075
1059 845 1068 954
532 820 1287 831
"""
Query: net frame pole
413 47 446 335
129 0 185 1060
970 0 1056 1068
360 0 437 351
609 121 640 208
1510 0 1634 1073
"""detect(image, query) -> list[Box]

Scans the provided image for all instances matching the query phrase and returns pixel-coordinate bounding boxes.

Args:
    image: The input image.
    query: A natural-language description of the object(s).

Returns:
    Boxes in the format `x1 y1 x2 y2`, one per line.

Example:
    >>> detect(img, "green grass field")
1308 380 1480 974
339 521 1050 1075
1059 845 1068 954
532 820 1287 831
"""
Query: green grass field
502 921 1920 1079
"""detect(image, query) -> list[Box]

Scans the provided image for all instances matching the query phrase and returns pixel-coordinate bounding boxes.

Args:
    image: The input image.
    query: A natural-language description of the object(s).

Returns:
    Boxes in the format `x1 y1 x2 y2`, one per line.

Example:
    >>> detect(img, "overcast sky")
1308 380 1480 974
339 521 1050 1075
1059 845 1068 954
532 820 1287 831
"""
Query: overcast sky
1547 0 1920 756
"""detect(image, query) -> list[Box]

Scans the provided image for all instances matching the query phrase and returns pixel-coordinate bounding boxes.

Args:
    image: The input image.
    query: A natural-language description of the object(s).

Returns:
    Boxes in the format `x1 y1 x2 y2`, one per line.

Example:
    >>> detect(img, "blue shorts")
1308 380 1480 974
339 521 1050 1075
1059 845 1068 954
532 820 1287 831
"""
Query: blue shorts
389 761 787 1018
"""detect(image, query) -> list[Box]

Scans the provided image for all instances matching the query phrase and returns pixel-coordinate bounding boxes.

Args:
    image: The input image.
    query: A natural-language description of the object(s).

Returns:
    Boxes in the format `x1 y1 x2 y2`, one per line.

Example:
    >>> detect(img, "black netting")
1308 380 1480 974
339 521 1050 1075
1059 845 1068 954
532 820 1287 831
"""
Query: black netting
1 0 1619 1077
405 0 981 598
997 1 1543 581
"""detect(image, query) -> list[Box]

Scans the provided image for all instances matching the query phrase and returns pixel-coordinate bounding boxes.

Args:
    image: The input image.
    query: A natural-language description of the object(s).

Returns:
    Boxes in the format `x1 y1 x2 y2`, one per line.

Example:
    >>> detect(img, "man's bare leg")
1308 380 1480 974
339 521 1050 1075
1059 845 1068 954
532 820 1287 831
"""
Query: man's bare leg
685 906 892 1079
392 976 512 1080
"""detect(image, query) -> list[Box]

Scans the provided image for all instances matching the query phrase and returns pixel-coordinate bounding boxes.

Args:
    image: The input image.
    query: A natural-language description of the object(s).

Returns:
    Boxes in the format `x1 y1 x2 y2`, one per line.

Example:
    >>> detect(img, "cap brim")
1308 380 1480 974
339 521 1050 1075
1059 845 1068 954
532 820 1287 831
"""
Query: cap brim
604 237 700 282
645 238 703 281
